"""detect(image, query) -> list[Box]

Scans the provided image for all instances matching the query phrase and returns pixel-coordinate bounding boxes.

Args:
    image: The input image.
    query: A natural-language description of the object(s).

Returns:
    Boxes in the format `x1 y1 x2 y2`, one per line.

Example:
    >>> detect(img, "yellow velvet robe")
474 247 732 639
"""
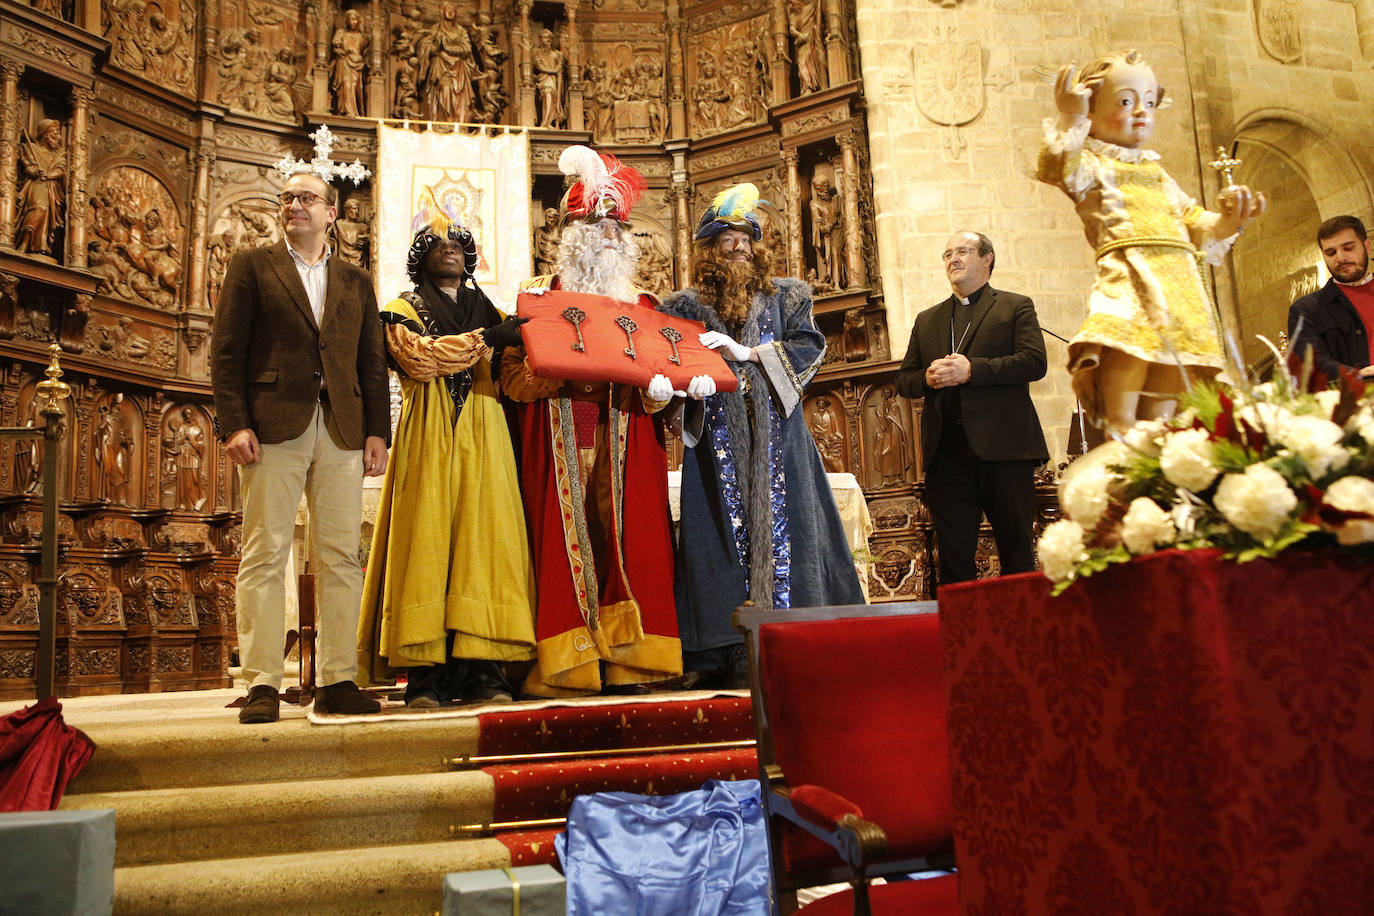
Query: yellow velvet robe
356 297 536 685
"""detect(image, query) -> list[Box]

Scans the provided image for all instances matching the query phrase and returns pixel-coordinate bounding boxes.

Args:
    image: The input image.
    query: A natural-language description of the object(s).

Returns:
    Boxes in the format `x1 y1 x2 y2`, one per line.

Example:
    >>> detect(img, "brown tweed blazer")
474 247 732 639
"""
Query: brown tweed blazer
210 241 389 449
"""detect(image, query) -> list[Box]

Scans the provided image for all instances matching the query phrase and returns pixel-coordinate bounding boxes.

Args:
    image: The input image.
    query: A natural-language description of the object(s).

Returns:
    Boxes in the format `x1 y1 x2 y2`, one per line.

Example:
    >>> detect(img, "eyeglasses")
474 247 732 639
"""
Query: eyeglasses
278 190 327 208
942 246 979 262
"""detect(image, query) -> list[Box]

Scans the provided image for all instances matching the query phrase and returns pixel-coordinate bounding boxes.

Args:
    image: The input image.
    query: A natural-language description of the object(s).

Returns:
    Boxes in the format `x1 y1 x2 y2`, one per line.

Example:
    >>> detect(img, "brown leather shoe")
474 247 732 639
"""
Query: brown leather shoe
239 685 280 724
314 680 381 715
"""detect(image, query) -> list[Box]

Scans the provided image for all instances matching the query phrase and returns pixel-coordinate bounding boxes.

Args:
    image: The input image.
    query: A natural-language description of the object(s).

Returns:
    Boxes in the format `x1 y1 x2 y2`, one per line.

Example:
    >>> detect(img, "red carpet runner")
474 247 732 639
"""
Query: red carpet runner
470 694 757 866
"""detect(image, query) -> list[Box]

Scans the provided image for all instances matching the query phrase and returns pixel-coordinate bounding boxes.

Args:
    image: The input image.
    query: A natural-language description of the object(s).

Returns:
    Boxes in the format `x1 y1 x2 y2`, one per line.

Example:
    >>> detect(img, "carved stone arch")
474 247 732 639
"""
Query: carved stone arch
87 163 189 310
1228 111 1374 371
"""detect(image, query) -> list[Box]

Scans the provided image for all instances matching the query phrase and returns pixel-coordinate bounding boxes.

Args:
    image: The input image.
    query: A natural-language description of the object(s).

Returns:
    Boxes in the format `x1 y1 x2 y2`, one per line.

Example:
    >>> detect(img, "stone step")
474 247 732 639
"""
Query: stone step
113 837 512 916
68 713 480 793
61 770 497 868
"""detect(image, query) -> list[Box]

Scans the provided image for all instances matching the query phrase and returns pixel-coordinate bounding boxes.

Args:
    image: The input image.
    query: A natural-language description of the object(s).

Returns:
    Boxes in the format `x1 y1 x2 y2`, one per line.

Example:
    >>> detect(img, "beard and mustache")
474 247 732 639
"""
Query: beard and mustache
555 221 642 303
690 241 773 329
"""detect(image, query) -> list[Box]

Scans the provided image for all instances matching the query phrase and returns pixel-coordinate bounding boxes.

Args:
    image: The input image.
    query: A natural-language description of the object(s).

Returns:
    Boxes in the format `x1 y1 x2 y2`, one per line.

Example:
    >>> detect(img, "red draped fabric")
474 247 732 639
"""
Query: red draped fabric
0 698 96 812
939 549 1374 915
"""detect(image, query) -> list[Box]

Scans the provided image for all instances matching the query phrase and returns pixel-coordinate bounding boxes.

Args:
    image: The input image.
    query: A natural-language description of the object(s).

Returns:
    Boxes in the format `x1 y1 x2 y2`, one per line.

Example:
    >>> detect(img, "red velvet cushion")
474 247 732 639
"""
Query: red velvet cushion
797 874 959 916
516 290 738 391
791 783 864 829
760 614 952 873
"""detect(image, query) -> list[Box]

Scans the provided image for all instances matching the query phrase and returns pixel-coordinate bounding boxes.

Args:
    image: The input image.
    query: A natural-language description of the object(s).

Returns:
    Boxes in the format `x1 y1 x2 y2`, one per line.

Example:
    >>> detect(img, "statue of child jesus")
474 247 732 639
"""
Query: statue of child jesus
1038 50 1266 433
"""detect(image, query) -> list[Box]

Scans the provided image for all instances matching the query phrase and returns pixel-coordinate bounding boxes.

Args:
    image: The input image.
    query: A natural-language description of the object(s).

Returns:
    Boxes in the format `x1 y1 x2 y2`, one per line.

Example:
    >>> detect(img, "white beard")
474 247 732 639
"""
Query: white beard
555 222 642 303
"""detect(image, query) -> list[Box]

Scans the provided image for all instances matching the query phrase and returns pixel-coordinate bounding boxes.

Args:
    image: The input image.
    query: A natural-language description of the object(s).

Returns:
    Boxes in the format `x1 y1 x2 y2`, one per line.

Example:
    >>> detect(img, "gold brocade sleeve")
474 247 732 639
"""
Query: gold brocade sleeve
386 324 490 383
499 345 564 402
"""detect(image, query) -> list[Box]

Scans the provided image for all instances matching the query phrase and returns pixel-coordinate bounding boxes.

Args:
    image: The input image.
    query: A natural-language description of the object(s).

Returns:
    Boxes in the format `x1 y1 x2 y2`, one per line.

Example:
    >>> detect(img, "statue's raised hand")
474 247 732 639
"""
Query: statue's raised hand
1054 63 1092 127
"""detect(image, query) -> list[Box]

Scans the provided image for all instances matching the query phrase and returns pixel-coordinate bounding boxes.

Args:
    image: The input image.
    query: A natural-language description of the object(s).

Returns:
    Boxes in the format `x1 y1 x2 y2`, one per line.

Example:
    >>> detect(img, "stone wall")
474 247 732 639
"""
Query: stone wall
856 0 1374 458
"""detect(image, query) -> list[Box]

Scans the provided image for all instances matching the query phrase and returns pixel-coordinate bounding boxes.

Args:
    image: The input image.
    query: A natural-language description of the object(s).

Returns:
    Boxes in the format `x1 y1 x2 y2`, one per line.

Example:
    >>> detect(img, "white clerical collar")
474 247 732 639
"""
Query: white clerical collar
1335 273 1374 288
957 295 971 306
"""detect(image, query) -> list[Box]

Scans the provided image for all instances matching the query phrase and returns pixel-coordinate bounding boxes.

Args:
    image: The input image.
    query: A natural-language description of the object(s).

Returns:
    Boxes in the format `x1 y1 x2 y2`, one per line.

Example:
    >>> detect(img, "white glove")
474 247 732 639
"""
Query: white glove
686 375 716 399
646 373 673 402
699 330 753 362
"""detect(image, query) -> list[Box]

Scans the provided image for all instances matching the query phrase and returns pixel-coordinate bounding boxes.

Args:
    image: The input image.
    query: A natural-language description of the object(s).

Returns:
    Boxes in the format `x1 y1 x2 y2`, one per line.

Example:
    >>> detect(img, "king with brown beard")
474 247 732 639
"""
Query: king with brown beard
659 183 865 688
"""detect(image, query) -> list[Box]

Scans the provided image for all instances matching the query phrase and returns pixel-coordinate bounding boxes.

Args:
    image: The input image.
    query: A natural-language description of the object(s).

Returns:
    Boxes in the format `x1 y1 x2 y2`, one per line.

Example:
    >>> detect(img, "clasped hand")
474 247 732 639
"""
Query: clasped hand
645 374 718 401
925 353 971 389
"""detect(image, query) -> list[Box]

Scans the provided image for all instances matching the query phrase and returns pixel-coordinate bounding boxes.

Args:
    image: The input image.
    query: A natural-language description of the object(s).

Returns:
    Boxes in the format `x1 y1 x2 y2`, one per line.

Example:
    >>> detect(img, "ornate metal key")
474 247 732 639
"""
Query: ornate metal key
660 327 683 365
616 315 639 359
561 306 587 352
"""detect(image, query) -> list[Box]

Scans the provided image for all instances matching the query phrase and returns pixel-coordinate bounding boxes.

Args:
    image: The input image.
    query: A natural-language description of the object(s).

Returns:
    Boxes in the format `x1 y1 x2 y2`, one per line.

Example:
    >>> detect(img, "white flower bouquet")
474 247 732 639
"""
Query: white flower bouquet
1040 359 1374 594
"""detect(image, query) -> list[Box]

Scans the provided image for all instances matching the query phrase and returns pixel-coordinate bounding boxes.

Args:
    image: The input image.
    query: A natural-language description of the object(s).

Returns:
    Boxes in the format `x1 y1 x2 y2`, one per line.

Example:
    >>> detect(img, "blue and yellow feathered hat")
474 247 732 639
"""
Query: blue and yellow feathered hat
694 183 765 242
406 185 478 284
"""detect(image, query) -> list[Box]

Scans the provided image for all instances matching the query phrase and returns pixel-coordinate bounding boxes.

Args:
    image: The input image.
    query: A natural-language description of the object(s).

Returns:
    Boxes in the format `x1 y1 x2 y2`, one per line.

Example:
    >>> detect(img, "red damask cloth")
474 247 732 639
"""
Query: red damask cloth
516 289 738 391
940 549 1374 915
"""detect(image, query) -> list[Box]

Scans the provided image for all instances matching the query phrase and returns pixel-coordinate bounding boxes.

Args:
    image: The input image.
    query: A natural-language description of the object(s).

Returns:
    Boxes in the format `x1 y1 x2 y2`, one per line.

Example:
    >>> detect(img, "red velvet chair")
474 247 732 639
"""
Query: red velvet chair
735 602 957 916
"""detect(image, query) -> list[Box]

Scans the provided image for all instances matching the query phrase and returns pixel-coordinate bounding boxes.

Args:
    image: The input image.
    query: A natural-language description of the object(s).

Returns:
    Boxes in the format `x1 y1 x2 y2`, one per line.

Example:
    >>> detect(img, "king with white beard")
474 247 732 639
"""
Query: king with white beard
500 145 683 697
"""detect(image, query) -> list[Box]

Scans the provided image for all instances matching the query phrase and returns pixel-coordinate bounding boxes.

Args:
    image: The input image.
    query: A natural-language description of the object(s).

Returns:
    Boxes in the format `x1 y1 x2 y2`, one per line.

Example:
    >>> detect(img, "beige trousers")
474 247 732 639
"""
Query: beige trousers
236 405 364 690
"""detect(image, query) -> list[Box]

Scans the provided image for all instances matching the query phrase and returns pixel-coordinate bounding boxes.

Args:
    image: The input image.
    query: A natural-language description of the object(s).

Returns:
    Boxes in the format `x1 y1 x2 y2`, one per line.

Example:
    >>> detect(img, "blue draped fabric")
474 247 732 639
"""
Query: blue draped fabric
556 779 772 915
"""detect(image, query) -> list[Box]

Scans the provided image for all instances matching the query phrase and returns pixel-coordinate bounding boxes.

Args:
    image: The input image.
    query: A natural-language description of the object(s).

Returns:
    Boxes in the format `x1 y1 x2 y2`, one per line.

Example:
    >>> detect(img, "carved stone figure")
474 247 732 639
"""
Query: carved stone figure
417 2 477 123
532 29 566 128
872 388 909 486
205 229 233 310
331 9 369 117
473 11 508 122
264 49 299 120
14 119 66 259
174 408 207 511
810 175 845 291
809 396 845 473
105 0 149 72
12 404 40 495
744 38 771 119
532 207 560 276
633 234 673 299
94 395 133 504
389 12 425 118
786 0 828 96
121 209 181 306
583 64 613 141
334 199 370 271
692 54 729 131
843 308 867 361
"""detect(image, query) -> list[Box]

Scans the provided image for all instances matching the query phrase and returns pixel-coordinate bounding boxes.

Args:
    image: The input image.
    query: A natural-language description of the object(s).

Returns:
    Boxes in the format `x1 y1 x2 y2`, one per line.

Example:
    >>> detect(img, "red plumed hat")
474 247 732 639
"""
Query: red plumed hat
558 145 646 225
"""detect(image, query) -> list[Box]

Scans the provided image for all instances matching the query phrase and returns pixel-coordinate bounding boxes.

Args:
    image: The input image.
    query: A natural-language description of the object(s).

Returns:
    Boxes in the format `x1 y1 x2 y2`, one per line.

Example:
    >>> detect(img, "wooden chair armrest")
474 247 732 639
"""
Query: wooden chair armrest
769 785 889 868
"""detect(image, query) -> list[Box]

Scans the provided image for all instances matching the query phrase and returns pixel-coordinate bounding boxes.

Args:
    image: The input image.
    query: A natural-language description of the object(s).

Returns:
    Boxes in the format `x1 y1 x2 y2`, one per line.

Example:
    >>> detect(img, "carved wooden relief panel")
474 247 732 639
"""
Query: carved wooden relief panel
104 0 197 95
88 166 186 310
685 17 769 136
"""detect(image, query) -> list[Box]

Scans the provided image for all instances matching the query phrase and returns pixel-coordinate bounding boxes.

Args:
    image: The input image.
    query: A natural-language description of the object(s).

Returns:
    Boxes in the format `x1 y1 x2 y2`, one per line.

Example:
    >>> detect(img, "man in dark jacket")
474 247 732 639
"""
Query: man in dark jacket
895 231 1049 590
1288 214 1374 385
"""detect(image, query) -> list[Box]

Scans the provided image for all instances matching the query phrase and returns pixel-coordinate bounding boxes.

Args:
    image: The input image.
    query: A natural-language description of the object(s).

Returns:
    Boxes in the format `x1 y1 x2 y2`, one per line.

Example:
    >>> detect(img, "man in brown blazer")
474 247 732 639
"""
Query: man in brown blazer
211 170 390 723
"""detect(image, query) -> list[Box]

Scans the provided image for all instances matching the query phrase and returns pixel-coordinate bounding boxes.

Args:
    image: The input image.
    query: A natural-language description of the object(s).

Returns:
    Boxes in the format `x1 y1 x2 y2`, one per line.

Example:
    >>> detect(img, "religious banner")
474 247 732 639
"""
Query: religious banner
375 124 532 313
516 290 738 391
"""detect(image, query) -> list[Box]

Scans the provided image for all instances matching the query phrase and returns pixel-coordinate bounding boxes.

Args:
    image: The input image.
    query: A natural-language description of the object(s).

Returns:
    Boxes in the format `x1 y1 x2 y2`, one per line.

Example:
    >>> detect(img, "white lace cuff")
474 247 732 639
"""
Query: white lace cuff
1202 233 1238 267
1041 116 1091 154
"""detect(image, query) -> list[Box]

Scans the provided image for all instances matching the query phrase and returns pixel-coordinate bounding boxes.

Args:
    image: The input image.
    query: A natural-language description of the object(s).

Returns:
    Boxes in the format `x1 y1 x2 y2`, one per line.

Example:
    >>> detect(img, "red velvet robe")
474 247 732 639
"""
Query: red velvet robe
501 282 680 695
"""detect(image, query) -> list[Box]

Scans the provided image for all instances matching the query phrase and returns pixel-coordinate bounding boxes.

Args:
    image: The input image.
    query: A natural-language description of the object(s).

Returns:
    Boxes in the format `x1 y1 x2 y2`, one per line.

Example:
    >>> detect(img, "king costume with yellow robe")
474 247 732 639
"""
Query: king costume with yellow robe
356 286 537 693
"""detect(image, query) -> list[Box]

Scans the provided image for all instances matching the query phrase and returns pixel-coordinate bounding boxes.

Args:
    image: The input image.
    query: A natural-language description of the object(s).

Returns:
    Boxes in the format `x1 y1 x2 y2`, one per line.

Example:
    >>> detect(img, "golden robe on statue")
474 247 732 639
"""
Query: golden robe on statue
357 295 536 686
1037 120 1236 414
